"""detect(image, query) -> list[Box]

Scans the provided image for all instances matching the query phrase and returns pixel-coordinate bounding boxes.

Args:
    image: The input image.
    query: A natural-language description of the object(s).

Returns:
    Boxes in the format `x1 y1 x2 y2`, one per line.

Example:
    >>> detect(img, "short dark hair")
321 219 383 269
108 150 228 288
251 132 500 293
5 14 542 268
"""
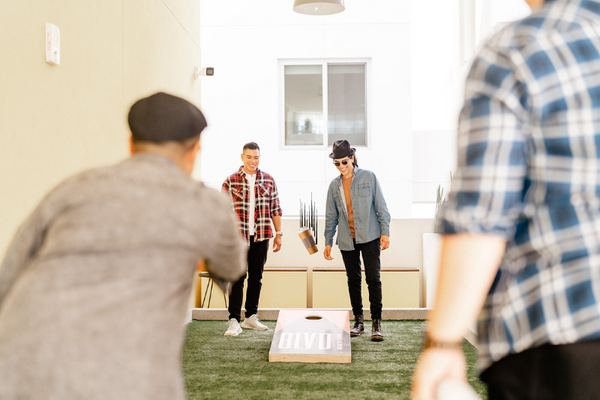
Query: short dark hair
352 154 358 168
243 142 260 151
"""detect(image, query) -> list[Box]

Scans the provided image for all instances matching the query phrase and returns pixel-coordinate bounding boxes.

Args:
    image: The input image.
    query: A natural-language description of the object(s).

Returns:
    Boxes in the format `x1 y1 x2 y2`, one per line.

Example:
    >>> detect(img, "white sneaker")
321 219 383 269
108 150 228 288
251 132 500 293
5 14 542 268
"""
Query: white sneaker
241 314 268 330
224 318 242 336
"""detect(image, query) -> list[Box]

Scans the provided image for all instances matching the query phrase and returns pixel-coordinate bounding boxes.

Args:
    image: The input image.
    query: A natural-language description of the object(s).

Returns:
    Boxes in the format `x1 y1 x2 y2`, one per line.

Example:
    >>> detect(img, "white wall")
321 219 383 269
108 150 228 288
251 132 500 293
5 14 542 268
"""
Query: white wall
197 0 412 219
411 0 461 208
411 0 531 214
197 0 532 222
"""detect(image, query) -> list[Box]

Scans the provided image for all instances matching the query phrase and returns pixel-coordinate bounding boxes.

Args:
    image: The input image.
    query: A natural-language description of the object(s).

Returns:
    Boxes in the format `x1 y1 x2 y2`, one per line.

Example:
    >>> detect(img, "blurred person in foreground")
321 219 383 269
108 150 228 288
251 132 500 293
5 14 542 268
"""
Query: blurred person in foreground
0 92 246 400
412 0 600 399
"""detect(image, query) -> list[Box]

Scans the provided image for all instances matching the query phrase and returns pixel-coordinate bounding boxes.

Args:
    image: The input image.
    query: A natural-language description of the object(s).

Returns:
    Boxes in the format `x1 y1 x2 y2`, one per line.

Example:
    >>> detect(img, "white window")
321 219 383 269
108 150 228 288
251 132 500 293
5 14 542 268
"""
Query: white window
281 60 368 148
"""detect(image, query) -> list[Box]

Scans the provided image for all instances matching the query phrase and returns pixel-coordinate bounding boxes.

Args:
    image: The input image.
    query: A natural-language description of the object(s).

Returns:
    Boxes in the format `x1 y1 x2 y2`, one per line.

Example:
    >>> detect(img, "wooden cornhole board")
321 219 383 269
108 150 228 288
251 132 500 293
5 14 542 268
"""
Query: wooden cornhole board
269 309 351 363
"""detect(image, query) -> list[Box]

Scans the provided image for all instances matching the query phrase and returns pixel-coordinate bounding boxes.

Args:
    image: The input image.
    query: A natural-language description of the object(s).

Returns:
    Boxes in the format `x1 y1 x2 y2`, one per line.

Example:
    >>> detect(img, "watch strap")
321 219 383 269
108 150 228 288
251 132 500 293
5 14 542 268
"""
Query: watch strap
423 334 463 350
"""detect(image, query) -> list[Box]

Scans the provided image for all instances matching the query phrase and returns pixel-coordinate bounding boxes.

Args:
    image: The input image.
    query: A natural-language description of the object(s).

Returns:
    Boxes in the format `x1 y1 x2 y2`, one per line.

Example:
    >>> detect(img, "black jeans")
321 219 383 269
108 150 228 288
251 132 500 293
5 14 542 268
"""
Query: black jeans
481 339 600 400
340 238 382 320
228 236 269 322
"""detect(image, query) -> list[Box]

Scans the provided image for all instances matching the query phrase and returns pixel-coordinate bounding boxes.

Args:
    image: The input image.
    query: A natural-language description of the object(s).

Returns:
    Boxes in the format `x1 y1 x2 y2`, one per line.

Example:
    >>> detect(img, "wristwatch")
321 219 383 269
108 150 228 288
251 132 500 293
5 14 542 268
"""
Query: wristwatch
276 231 284 236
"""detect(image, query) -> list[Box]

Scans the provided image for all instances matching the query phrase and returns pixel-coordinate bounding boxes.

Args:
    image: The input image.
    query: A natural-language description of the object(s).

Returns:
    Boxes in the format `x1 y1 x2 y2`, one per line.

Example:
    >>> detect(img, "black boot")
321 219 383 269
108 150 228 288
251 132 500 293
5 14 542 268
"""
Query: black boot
350 315 364 337
371 319 384 341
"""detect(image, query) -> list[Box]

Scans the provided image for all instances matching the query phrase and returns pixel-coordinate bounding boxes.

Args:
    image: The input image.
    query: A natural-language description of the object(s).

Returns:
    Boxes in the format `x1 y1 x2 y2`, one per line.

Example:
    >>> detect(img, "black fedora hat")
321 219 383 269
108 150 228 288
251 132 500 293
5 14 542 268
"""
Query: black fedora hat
329 140 355 159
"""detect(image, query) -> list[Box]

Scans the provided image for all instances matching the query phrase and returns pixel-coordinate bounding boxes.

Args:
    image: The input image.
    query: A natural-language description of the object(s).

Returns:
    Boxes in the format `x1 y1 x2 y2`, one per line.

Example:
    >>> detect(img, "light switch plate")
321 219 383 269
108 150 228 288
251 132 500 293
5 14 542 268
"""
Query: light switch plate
46 23 60 66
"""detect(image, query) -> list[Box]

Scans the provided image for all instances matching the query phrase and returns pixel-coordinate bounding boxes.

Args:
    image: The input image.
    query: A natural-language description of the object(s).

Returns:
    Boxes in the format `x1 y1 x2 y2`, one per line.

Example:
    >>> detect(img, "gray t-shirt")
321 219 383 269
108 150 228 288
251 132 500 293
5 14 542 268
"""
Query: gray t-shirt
0 153 246 400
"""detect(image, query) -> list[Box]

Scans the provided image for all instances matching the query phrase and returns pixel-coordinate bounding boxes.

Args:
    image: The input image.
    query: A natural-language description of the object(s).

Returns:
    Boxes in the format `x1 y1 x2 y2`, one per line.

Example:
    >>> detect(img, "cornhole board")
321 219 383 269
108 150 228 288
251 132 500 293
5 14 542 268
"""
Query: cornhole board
268 309 351 363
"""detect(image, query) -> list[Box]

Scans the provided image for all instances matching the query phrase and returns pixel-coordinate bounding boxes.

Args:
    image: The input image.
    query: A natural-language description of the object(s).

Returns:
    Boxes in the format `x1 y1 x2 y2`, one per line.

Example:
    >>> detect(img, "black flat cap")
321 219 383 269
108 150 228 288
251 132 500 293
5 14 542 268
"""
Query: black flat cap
128 92 207 143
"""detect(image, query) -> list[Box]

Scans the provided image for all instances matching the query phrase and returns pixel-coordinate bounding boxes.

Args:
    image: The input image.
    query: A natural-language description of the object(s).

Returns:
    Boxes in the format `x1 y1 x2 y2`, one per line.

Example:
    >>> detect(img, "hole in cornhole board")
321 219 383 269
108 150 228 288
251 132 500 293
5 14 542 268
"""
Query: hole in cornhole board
305 315 323 320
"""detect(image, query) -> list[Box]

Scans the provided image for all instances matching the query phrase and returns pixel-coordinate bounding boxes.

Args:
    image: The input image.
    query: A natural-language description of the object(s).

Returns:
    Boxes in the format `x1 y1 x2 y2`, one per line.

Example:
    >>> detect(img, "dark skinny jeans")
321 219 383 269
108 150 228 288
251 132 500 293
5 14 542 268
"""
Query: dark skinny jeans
340 238 382 320
228 236 269 322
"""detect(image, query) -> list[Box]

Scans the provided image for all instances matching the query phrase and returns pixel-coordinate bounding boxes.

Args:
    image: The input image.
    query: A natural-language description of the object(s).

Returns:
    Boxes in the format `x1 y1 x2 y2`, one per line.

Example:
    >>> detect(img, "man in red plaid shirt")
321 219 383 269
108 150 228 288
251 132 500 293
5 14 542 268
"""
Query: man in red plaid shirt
221 142 283 336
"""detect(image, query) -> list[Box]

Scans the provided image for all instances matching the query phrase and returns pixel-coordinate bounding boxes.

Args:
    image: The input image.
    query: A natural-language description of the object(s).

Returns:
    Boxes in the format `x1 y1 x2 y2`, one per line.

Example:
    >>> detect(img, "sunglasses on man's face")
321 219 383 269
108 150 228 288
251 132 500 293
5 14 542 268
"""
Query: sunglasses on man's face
334 159 351 167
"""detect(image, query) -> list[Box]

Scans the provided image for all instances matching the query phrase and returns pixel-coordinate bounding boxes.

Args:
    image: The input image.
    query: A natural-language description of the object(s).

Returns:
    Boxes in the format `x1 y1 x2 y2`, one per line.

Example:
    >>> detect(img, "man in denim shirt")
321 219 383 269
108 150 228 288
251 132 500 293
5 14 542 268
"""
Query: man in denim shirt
324 140 391 341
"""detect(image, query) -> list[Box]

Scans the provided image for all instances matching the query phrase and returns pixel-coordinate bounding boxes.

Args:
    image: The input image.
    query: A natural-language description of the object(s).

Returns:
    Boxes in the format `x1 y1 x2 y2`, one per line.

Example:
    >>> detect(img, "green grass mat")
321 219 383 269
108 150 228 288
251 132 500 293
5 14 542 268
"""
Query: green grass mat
182 320 487 400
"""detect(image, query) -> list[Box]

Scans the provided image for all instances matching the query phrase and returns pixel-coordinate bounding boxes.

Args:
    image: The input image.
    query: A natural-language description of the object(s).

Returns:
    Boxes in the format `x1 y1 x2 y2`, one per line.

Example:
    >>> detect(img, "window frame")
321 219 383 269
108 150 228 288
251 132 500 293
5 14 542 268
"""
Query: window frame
279 58 371 150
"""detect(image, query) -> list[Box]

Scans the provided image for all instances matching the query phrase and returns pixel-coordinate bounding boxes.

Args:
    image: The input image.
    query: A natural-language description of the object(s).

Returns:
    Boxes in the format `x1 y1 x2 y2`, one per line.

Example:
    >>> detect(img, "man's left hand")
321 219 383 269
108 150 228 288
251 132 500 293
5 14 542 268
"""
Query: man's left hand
273 235 282 252
380 235 390 250
411 348 467 400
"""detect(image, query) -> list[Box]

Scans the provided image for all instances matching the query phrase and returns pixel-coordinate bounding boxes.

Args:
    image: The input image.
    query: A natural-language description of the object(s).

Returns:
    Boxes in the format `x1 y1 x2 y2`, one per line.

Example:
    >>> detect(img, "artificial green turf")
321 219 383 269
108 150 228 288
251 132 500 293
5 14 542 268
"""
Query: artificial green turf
182 320 487 400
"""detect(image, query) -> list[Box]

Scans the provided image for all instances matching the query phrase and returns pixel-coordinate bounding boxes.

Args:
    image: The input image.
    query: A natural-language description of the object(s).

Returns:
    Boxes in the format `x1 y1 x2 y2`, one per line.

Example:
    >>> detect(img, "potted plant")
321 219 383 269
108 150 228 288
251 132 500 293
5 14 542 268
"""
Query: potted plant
433 185 447 233
422 175 451 308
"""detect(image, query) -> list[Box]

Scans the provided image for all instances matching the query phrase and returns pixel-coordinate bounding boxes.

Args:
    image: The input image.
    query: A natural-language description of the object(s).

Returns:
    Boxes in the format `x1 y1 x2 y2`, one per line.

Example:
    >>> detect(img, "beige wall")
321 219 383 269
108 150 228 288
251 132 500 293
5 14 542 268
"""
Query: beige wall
265 218 433 270
195 218 434 309
198 269 420 310
1 0 202 256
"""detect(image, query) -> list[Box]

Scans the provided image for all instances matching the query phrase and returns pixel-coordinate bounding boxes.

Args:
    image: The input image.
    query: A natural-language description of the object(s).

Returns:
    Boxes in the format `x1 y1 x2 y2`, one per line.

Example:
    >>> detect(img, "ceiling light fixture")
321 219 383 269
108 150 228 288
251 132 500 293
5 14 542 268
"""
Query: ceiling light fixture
293 0 345 15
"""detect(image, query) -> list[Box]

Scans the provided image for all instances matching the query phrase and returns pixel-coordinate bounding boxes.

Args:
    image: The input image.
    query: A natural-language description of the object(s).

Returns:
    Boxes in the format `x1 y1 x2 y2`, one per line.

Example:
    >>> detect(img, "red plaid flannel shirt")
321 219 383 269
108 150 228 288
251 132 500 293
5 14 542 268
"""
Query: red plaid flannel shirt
222 167 283 245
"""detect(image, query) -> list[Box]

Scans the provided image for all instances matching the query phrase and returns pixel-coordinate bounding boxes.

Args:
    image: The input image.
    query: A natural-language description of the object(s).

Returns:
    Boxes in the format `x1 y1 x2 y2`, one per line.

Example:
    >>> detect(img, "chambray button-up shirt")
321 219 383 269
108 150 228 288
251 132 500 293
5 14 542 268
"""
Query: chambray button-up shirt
442 0 600 372
325 168 390 251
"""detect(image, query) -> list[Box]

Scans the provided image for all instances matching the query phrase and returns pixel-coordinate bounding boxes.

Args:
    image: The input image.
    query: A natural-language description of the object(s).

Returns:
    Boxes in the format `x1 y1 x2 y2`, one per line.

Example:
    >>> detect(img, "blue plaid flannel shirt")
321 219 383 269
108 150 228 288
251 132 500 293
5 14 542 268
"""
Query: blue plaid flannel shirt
442 0 600 372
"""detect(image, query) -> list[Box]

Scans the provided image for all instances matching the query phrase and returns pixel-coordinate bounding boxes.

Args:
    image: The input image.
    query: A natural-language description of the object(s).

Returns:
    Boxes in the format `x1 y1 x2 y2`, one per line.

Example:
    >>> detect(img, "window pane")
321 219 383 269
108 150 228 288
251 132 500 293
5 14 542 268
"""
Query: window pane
327 64 366 146
284 65 324 146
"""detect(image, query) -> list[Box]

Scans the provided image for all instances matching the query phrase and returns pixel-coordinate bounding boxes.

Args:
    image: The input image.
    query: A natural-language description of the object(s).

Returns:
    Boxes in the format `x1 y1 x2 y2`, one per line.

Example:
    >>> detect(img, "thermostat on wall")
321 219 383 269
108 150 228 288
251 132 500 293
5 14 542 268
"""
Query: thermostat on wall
46 23 60 66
